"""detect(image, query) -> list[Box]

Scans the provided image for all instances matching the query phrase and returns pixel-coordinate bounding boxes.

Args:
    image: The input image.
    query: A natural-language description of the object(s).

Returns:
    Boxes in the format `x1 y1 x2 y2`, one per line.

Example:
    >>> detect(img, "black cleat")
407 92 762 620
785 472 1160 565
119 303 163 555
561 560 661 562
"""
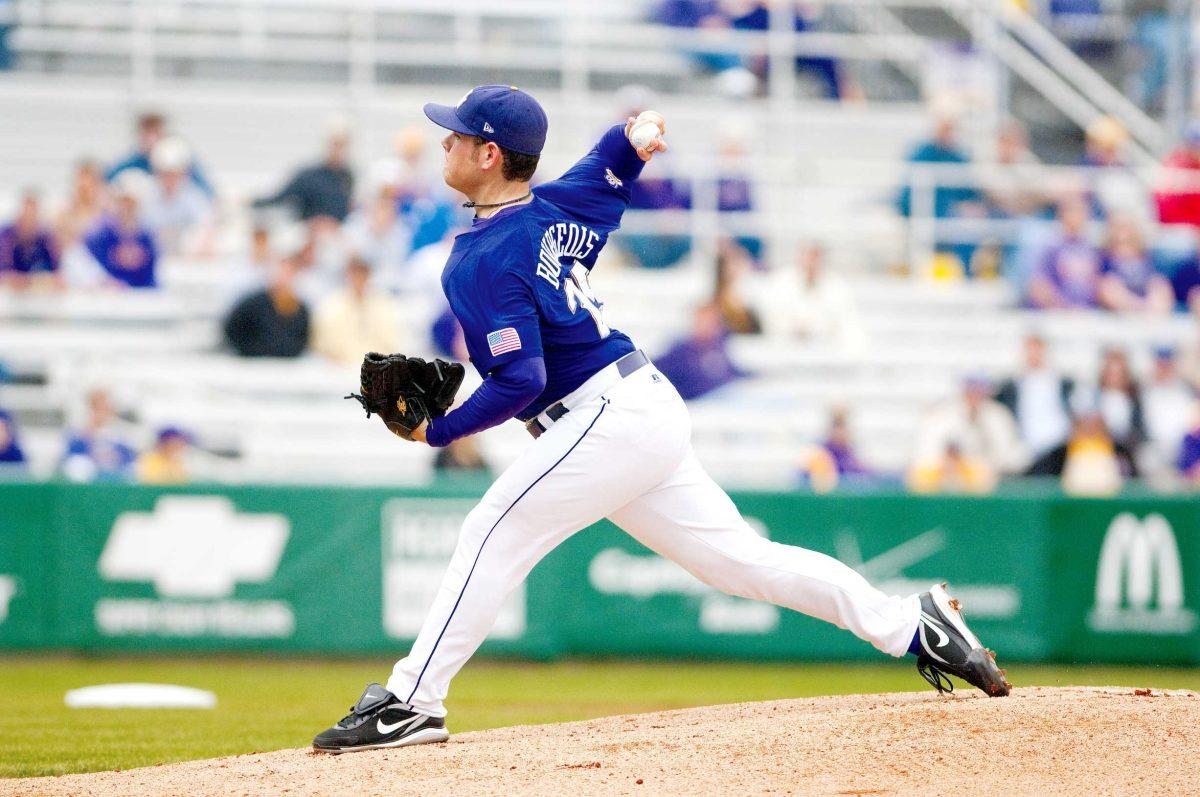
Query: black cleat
312 683 449 753
914 583 1011 697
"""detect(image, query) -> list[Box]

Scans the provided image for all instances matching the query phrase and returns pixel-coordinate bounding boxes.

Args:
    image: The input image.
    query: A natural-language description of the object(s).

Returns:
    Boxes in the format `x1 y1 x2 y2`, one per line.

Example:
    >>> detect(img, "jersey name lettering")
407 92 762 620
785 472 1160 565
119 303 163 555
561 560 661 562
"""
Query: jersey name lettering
535 222 601 288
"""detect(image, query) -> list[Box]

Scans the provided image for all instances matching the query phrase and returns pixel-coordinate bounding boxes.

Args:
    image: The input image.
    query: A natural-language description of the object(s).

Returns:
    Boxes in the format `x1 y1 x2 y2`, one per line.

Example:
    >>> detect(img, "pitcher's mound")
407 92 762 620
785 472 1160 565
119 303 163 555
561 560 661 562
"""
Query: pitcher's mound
7 687 1198 796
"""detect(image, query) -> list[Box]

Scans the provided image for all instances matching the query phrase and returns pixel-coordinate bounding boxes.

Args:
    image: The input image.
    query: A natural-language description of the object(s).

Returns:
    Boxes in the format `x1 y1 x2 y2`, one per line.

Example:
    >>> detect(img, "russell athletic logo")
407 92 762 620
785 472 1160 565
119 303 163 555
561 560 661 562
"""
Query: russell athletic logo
95 496 294 638
1088 513 1197 635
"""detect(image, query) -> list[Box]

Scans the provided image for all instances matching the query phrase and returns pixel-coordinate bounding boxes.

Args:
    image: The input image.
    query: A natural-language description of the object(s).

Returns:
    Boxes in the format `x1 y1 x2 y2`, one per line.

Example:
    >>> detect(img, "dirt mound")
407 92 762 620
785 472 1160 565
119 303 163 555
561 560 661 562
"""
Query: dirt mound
7 687 1199 797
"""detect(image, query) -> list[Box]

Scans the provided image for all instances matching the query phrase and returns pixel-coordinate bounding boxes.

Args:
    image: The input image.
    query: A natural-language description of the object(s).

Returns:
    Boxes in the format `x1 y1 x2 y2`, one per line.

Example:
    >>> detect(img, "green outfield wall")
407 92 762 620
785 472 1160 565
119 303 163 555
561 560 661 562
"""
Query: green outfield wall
1 482 1198 663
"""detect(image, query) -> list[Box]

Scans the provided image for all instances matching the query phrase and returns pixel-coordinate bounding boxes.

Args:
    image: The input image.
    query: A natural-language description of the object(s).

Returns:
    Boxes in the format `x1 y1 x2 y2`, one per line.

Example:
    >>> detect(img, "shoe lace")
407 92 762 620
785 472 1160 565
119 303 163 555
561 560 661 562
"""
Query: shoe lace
917 657 955 695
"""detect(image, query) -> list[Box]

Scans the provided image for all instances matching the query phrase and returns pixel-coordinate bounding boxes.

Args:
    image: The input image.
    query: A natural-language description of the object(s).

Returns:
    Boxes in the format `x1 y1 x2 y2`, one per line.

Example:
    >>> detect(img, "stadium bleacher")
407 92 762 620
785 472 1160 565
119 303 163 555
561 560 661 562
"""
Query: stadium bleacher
1 0 1198 491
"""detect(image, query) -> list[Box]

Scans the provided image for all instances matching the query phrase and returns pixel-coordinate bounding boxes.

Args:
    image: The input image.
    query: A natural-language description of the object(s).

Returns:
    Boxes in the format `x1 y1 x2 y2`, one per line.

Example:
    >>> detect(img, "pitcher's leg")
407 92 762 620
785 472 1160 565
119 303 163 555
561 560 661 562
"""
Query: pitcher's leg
387 396 681 716
608 450 920 657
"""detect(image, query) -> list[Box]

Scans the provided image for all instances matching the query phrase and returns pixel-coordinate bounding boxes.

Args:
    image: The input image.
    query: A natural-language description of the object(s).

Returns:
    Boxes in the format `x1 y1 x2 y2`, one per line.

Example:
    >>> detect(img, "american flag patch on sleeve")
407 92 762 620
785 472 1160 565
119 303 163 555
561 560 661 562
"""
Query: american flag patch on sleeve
487 327 522 356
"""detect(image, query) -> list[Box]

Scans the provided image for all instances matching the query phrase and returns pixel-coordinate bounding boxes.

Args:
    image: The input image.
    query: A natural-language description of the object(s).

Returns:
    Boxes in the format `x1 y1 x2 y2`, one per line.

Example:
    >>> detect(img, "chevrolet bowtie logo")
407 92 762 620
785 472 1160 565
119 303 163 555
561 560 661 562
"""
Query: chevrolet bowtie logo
98 497 289 598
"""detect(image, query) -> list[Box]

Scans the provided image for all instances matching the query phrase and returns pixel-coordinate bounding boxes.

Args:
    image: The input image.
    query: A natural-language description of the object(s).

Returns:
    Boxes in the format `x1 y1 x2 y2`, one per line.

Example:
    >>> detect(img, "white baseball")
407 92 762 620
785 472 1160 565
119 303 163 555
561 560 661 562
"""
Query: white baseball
628 120 661 150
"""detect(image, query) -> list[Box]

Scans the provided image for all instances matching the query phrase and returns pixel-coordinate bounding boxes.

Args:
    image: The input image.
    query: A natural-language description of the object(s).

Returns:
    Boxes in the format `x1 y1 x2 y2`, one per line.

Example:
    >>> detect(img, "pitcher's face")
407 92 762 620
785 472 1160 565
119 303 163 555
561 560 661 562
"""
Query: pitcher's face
441 132 485 194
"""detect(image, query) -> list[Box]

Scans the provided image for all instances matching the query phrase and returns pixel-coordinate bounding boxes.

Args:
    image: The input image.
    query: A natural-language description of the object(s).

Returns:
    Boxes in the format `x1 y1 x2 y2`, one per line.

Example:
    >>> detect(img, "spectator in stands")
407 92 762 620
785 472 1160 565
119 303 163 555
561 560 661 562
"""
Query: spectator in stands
1097 214 1175 314
982 120 1053 220
995 333 1074 460
1177 401 1200 486
59 389 137 483
81 170 158 289
1154 120 1200 228
897 100 982 220
907 441 997 495
0 409 26 471
799 407 873 493
1082 116 1153 222
253 115 354 223
343 160 412 282
654 302 749 400
911 375 1029 482
1094 347 1146 454
141 137 215 257
136 427 194 485
759 242 866 354
1060 407 1125 496
223 244 311 358
652 1 743 76
729 0 860 101
1026 194 1103 309
896 99 986 272
713 240 761 334
993 331 1080 460
713 123 762 259
55 159 107 248
1143 346 1196 474
107 112 213 195
393 128 459 254
0 189 60 289
312 257 401 366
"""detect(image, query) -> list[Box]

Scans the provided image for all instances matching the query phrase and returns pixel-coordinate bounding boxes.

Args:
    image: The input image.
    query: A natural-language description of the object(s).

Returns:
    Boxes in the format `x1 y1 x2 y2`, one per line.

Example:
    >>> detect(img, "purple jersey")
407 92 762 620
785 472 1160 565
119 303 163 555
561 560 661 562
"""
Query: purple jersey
1037 237 1102 308
441 125 645 420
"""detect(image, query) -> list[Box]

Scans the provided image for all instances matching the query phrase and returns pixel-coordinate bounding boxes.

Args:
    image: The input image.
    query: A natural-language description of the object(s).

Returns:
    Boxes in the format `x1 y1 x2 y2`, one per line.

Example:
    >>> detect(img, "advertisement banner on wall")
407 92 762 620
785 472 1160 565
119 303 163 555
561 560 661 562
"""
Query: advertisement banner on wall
1 482 1197 664
1046 500 1200 664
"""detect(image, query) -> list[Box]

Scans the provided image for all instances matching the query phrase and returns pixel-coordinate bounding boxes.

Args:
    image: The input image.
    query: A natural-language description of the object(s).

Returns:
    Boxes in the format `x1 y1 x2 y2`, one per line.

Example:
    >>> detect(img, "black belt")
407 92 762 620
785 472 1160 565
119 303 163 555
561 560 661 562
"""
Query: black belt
525 350 649 439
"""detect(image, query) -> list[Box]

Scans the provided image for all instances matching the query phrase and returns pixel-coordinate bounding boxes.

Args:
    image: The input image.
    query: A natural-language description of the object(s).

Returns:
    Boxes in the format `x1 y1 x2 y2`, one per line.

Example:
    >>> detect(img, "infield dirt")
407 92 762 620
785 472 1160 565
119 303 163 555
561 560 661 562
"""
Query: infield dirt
4 686 1196 796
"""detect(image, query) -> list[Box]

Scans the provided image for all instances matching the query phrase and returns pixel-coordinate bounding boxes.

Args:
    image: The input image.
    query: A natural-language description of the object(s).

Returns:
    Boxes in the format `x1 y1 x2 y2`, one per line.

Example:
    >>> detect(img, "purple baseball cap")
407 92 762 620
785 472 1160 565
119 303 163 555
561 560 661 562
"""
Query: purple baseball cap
424 85 548 156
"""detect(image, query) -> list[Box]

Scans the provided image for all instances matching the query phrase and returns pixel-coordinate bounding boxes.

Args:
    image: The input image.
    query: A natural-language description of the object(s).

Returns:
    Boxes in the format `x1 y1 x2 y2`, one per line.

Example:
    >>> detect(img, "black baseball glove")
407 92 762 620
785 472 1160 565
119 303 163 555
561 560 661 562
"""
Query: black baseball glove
345 352 466 441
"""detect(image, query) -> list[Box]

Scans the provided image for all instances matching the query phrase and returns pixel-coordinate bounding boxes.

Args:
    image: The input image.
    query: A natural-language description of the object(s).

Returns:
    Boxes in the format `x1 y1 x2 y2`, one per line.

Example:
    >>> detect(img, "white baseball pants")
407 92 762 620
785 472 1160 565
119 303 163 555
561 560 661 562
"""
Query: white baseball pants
387 358 921 716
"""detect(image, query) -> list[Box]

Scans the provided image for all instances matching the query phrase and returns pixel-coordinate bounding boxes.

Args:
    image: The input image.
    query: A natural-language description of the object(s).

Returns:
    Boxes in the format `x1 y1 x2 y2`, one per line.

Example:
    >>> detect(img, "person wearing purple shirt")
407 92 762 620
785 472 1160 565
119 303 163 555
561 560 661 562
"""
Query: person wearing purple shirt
84 173 158 289
822 408 871 477
1177 407 1200 485
0 190 59 286
1027 195 1103 309
654 302 749 400
1097 214 1174 313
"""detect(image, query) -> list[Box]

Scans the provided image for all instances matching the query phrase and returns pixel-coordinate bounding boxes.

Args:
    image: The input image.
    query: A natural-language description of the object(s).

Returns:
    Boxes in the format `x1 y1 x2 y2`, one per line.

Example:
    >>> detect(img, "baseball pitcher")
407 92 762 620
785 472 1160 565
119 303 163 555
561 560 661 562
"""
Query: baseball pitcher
314 85 1010 754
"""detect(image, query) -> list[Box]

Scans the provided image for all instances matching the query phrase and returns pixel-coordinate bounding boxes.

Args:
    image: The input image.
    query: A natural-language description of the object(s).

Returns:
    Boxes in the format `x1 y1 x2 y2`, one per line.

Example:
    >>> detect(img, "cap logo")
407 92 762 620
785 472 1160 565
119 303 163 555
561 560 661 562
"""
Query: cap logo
482 122 495 135
455 91 471 108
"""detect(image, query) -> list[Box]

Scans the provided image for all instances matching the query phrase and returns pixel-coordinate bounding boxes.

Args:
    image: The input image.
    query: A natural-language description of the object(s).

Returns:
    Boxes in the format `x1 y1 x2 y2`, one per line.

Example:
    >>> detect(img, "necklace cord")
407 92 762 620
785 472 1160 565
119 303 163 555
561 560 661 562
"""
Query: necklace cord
463 192 532 210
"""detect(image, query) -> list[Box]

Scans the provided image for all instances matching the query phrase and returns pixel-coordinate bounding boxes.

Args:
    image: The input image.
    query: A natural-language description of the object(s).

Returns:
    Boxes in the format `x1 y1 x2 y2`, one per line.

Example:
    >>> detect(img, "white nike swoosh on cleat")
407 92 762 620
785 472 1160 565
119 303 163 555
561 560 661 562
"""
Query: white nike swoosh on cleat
921 612 950 648
377 714 422 735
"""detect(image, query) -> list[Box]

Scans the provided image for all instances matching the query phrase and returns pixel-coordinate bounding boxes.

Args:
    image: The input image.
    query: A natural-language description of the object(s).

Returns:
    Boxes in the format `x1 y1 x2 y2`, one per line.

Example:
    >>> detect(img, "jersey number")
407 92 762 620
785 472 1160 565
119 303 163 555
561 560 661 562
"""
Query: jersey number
563 262 610 338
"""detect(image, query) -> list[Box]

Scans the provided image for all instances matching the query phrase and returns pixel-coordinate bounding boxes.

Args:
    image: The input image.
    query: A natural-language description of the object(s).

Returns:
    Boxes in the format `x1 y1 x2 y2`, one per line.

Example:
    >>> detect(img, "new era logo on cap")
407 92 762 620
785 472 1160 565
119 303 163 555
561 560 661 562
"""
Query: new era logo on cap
482 122 495 134
487 327 522 357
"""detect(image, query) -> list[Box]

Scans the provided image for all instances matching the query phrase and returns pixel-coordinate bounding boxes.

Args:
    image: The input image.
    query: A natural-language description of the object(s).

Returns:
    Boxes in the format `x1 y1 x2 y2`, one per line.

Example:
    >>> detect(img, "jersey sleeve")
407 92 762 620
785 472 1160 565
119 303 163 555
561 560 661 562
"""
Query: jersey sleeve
533 124 646 229
465 265 544 375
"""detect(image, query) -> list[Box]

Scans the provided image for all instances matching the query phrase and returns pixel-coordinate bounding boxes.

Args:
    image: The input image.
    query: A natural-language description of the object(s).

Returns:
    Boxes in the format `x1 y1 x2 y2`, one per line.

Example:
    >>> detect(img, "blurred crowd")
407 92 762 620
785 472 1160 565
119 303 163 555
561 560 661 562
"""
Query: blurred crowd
651 1 858 101
897 104 1200 317
0 108 495 482
4 88 1200 495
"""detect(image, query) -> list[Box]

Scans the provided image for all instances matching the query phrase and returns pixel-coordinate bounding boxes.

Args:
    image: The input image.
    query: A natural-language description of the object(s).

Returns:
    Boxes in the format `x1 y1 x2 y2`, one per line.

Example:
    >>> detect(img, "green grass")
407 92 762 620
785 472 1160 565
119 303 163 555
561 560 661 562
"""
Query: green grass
1 656 1197 778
